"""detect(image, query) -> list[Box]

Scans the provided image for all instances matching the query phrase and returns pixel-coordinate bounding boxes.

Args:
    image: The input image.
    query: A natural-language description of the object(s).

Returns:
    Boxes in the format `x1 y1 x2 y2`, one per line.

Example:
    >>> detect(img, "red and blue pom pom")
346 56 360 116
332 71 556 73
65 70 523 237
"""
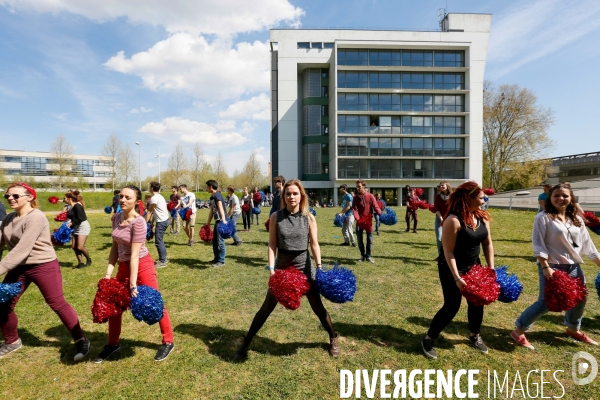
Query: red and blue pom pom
379 207 398 225
265 219 270 231
334 214 345 227
146 223 154 240
130 285 164 325
166 201 175 211
218 219 236 239
170 208 177 218
0 283 22 303
48 196 60 204
52 222 73 245
91 278 131 324
253 192 263 204
268 268 311 310
309 207 317 216
179 207 192 221
316 263 357 303
357 214 373 233
54 211 67 222
460 264 500 306
544 270 587 312
584 212 600 235
104 206 112 214
495 266 523 303
252 207 261 215
199 225 213 242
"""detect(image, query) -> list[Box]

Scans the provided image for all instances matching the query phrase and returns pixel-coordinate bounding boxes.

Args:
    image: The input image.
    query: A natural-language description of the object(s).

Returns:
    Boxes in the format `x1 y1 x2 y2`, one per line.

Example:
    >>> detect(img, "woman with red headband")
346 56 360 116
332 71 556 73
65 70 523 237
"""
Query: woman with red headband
421 181 494 359
0 182 90 361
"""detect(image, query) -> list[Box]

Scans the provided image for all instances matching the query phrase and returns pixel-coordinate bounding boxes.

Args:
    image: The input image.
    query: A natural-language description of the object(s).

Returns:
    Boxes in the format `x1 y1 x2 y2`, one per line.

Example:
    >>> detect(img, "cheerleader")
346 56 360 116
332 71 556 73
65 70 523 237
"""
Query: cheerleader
234 179 338 360
405 186 419 233
433 182 452 256
65 192 92 268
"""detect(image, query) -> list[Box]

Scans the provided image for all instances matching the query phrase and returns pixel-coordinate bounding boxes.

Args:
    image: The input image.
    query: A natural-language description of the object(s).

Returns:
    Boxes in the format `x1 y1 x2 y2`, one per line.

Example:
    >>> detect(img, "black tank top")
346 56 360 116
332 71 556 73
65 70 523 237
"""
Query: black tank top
450 212 488 271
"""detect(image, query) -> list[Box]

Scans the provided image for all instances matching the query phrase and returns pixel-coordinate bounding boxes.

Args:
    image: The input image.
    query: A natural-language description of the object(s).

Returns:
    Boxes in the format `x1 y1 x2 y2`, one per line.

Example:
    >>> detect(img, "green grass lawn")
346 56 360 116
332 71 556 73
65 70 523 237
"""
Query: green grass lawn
2 208 600 399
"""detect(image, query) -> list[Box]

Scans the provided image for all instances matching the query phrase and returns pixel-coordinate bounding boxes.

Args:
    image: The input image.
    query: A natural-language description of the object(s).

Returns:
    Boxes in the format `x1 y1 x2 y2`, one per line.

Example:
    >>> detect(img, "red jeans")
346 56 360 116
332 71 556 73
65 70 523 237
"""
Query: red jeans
108 254 174 345
1 259 84 344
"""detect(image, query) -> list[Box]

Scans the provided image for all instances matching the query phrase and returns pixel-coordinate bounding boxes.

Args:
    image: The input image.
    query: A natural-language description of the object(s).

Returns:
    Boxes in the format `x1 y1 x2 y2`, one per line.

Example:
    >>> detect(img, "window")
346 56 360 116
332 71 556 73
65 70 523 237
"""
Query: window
303 69 321 97
433 73 464 90
338 159 368 179
323 42 334 49
434 51 464 67
312 42 323 49
369 72 401 89
370 159 401 178
338 93 368 111
401 116 433 134
297 42 310 49
403 159 433 178
344 137 368 156
402 73 433 89
337 49 368 66
434 116 464 134
303 105 321 136
434 138 464 156
338 115 369 133
402 138 433 156
433 95 464 112
434 159 465 178
369 50 401 66
303 144 321 174
338 138 346 156
402 51 433 67
338 72 368 88
321 86 328 97
321 105 328 117
402 94 433 112
369 94 401 111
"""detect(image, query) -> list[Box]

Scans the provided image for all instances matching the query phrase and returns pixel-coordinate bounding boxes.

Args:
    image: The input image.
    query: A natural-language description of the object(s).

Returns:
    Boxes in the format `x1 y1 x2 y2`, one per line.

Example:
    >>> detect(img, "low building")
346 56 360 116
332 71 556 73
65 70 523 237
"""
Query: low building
545 151 600 184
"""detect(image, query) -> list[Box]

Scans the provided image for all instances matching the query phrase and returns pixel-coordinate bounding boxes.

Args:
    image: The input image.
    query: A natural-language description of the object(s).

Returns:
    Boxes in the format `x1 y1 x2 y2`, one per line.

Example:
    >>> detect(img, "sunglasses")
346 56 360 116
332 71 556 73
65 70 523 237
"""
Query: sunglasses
3 193 30 200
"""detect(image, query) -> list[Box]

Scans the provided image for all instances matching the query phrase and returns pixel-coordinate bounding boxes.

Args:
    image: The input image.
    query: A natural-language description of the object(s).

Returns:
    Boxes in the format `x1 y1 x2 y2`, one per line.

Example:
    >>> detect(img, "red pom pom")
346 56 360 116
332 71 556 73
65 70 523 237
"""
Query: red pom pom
418 200 429 210
460 264 500 306
48 196 59 204
199 225 213 242
268 268 311 310
167 201 175 211
414 188 423 197
91 278 131 323
357 214 373 233
428 204 436 213
544 270 587 312
377 200 385 210
584 212 600 228
265 218 270 232
185 208 192 220
241 204 250 212
54 212 67 222
253 193 262 203
483 188 495 196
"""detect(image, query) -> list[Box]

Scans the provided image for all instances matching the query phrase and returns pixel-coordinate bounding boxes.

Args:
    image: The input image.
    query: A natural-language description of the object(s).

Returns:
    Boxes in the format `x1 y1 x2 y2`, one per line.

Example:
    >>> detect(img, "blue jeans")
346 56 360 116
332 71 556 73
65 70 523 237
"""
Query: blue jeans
154 220 169 263
253 213 260 225
515 263 587 331
356 226 373 258
434 216 443 255
374 214 380 234
212 221 226 263
230 213 241 244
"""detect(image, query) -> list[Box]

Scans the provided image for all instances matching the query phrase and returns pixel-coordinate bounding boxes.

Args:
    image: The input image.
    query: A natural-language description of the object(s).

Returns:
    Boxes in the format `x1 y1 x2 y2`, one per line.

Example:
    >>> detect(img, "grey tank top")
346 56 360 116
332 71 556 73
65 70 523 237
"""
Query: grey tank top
274 208 314 280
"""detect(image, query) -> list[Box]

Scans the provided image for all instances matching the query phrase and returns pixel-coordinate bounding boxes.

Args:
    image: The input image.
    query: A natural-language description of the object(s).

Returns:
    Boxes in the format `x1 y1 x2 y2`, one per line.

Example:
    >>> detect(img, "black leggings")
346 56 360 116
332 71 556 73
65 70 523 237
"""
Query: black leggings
427 263 484 339
405 209 418 230
242 210 251 230
243 290 335 345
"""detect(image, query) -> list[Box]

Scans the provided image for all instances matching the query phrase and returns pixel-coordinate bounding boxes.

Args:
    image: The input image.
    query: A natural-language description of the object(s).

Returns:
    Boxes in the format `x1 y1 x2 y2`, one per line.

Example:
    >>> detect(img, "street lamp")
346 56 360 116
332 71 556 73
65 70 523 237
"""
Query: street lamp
154 148 161 186
135 141 141 189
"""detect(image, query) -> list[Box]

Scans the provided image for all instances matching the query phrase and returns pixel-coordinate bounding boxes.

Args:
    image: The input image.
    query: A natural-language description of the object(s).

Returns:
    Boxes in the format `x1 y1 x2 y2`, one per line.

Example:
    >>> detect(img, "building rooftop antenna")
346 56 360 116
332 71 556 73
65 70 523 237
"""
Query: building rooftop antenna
437 7 447 29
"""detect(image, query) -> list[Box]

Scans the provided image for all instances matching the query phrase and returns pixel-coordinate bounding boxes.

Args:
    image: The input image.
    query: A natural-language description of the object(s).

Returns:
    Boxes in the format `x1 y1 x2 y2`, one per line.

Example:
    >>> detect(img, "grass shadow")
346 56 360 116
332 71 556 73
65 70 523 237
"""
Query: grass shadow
168 257 211 270
226 255 267 267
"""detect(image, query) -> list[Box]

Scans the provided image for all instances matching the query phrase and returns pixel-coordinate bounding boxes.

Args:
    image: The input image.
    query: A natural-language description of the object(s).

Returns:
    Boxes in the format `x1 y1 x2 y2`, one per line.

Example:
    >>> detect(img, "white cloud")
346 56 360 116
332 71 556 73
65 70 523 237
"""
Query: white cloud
138 116 249 147
129 109 139 114
219 93 270 120
0 0 303 36
129 106 153 114
104 34 270 100
488 0 600 78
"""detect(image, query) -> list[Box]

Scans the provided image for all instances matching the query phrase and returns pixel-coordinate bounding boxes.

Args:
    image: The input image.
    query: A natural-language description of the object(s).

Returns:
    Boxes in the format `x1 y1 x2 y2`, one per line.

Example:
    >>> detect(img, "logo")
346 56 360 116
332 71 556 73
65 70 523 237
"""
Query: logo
572 351 598 385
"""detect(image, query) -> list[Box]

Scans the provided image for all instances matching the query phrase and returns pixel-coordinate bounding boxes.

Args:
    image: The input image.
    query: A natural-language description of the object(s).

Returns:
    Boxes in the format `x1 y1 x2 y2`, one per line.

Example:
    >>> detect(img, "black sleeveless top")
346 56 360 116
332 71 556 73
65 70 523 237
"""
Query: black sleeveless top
444 212 488 273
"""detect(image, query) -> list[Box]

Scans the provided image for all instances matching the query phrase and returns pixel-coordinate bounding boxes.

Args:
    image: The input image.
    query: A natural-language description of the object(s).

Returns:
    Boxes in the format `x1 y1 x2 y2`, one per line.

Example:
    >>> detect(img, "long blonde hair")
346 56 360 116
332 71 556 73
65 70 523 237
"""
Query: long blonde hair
282 179 309 215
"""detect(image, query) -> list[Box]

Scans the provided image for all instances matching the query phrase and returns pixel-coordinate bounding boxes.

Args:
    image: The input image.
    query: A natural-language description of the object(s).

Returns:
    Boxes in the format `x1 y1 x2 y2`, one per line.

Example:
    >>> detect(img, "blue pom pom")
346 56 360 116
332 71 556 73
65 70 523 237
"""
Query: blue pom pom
334 214 345 227
595 272 600 299
116 205 122 213
104 206 112 214
146 223 153 240
309 207 317 216
316 263 357 303
259 191 266 202
130 285 164 325
484 195 489 202
53 222 74 244
379 207 398 226
170 208 178 218
379 199 387 207
179 207 190 220
217 218 237 239
0 283 22 303
495 265 523 303
252 207 261 215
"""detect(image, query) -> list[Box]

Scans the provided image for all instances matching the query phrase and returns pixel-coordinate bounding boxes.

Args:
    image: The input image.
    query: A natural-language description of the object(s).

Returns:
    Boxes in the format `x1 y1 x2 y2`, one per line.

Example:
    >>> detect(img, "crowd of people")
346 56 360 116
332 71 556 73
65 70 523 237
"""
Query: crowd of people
0 177 599 364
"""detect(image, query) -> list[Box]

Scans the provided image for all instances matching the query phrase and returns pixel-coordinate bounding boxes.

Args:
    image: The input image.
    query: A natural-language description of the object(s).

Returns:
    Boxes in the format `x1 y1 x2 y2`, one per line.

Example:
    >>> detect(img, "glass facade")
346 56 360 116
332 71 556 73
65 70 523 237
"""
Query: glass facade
338 71 464 90
337 158 464 179
337 115 464 134
1 155 111 178
338 93 464 112
338 137 463 157
338 49 464 67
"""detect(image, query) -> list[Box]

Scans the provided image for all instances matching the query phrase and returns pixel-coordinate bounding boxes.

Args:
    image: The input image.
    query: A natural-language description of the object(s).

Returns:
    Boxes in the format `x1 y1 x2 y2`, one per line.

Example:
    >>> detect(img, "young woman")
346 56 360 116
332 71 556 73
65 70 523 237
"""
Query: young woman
94 185 175 363
422 181 494 359
252 187 261 225
511 183 600 349
433 182 452 256
0 182 90 361
240 187 253 231
66 192 91 268
405 186 420 233
234 179 339 360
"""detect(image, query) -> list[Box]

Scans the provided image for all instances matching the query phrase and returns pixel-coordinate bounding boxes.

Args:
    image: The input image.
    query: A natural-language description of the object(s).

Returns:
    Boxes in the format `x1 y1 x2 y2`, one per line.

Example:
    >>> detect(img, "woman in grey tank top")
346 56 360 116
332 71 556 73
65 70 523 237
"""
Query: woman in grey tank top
234 179 339 360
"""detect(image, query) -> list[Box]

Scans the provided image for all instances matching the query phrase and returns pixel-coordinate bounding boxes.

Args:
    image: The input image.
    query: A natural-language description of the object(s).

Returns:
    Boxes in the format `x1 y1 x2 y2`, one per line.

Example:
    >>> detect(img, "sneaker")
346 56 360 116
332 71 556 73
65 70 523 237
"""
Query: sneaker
174 232 180 235
376 231 379 236
74 337 90 361
154 343 174 362
76 263 85 269
339 242 350 246
469 335 488 354
85 258 92 267
329 333 340 357
233 339 250 361
412 230 418 234
405 229 410 233
510 331 535 350
566 329 599 345
232 242 242 246
187 240 194 246
422 337 437 359
93 344 120 364
357 257 365 262
212 262 225 268
155 260 168 269
366 257 375 264
0 338 22 359
351 242 357 247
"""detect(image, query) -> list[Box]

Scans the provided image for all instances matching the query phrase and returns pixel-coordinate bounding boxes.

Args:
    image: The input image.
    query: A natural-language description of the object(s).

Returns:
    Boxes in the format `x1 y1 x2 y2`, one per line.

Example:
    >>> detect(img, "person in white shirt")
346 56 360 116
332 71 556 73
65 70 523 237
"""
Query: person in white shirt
226 185 242 246
178 184 197 246
146 182 169 268
512 183 600 350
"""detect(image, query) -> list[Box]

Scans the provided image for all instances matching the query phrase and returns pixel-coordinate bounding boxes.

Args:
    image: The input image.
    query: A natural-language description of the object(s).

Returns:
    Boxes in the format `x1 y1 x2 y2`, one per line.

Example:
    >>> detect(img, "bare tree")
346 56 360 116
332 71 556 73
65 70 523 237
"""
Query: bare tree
191 143 207 191
239 150 267 189
483 81 555 190
117 144 138 186
101 133 122 191
212 152 229 188
49 134 74 190
167 144 189 186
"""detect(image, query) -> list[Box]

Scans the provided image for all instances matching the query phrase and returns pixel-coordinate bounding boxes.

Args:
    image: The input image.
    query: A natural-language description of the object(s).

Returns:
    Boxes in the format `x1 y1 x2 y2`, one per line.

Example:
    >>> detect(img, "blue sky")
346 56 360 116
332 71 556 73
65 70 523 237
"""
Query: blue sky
1 0 599 179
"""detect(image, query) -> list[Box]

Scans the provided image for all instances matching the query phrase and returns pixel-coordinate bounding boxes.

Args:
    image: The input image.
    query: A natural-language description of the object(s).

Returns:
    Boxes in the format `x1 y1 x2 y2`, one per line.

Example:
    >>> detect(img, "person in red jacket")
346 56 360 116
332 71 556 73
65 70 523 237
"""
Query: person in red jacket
352 180 382 263
405 186 420 233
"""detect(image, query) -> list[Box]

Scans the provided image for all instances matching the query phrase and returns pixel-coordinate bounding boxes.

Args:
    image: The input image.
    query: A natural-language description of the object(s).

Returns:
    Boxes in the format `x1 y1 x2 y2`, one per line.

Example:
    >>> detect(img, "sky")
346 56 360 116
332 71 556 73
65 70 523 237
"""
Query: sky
1 0 600 179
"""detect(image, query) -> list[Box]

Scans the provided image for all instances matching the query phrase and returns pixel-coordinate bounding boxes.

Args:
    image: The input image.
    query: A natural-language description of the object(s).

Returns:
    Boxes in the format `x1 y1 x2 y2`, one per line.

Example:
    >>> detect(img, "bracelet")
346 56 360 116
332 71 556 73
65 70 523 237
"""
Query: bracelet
317 264 322 268
265 266 274 271
130 286 137 290
542 266 551 270
454 277 463 282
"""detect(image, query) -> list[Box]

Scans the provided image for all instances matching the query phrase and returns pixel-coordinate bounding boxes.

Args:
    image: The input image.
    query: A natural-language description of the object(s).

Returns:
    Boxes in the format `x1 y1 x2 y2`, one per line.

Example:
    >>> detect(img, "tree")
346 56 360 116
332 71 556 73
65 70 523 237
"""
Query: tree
502 159 552 191
49 134 74 190
75 174 90 190
238 150 268 189
483 81 555 191
101 133 122 191
191 143 207 191
117 144 138 186
212 152 229 188
167 144 189 187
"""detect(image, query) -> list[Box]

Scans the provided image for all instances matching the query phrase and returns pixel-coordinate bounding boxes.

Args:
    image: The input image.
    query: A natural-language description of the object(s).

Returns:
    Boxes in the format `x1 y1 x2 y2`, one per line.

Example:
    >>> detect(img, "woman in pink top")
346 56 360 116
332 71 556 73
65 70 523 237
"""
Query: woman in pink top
93 185 174 363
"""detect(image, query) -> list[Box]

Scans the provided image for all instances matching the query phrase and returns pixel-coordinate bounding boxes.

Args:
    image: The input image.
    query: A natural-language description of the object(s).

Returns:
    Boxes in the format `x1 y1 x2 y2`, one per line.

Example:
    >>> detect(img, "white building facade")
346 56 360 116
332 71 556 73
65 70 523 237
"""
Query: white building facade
269 13 492 204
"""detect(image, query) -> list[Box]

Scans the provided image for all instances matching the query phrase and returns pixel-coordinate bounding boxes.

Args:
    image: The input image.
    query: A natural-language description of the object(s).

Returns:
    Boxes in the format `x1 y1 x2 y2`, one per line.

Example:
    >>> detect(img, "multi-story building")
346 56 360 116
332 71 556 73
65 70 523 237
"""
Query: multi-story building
269 13 492 204
545 151 600 185
0 149 113 189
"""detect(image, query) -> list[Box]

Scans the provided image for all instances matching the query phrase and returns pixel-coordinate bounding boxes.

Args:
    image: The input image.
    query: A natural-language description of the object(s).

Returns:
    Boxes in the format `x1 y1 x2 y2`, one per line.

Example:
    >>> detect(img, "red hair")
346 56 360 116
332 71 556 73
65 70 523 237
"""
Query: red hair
443 181 491 229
